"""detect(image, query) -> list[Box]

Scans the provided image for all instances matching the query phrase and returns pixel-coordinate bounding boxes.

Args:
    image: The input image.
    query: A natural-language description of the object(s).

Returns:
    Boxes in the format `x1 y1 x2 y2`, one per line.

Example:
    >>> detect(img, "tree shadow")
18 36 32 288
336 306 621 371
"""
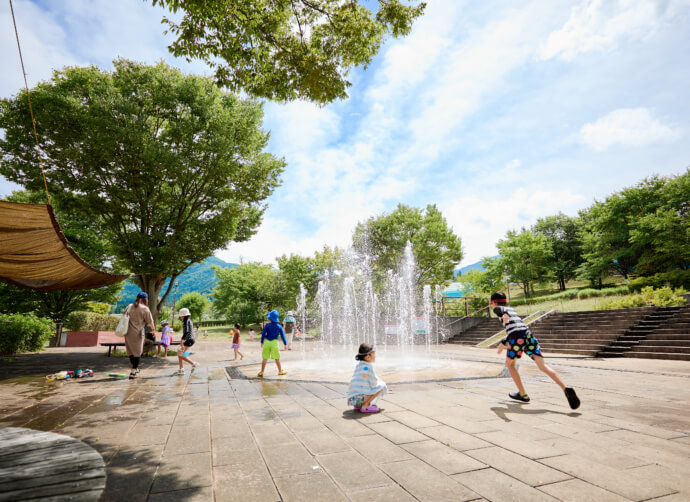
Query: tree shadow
490 403 581 422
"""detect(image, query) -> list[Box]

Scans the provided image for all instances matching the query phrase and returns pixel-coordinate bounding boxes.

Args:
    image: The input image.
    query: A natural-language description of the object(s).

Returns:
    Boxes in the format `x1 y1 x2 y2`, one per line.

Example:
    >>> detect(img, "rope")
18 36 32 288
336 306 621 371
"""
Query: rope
9 0 50 204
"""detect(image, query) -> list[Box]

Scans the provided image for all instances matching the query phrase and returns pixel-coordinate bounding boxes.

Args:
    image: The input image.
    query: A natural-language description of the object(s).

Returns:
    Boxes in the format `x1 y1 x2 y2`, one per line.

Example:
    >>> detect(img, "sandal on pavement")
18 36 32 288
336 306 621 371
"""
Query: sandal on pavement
360 405 380 413
278 371 287 376
257 372 264 378
509 392 530 402
129 371 137 380
564 387 581 410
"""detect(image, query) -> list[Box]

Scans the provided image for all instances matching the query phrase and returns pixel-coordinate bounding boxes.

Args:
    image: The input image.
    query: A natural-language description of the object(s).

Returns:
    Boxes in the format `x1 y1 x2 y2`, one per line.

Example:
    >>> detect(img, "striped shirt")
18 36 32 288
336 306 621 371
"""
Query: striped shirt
347 362 387 399
494 305 528 337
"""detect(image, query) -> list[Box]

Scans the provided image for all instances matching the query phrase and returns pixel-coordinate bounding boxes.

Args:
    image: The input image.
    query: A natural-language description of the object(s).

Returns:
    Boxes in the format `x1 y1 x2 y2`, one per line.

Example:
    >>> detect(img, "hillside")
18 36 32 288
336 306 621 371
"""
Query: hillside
454 258 488 276
115 256 237 310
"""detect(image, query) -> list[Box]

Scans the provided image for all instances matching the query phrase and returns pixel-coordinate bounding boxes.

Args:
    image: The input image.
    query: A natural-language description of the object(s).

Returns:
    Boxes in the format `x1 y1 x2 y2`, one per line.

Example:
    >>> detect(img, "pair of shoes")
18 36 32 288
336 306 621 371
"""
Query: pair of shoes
257 372 264 378
175 369 185 375
360 405 380 413
509 392 530 402
564 387 581 409
278 371 287 376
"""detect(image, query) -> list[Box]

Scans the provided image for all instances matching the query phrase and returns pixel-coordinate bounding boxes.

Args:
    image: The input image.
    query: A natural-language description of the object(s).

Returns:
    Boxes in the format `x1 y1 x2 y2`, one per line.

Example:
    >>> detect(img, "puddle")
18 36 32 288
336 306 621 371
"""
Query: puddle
0 375 66 400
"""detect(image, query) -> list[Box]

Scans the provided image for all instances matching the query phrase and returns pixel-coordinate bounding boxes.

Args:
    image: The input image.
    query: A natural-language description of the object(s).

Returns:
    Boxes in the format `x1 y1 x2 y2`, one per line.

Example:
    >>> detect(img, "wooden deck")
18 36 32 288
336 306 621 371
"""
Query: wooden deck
0 427 105 501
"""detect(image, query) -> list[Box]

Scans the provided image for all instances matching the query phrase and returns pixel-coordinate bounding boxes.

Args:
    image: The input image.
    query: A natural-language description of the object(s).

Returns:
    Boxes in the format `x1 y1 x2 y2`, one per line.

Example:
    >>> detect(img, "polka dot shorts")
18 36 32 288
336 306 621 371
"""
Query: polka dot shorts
506 331 542 359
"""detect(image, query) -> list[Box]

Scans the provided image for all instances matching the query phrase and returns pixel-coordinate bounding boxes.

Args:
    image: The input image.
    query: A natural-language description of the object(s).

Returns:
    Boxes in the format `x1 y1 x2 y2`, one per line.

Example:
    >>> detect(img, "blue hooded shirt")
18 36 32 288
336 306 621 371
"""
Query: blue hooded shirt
262 310 287 344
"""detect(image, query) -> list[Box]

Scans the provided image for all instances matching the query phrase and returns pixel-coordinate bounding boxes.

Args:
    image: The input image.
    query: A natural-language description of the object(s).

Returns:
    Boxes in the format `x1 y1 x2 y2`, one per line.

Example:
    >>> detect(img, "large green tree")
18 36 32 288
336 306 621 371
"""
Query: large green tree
352 204 463 290
629 170 690 274
0 191 122 337
0 60 285 323
212 262 286 326
496 229 553 297
277 254 320 309
177 292 210 325
533 213 583 291
577 176 667 283
153 0 426 104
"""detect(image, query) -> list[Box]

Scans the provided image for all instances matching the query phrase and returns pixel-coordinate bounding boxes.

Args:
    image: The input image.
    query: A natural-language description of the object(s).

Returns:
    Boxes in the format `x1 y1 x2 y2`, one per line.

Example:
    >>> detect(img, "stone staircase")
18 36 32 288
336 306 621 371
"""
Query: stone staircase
524 307 654 357
598 304 690 361
445 317 501 345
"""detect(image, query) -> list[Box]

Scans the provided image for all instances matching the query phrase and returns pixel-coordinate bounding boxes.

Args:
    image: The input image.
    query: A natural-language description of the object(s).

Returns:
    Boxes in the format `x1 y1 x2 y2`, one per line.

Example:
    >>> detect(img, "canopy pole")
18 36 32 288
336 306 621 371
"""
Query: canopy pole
9 0 50 205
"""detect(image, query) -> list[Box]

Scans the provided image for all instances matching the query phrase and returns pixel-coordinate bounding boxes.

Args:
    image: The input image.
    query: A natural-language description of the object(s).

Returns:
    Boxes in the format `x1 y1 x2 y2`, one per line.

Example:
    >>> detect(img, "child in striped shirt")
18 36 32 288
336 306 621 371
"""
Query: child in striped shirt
491 291 580 409
347 343 387 413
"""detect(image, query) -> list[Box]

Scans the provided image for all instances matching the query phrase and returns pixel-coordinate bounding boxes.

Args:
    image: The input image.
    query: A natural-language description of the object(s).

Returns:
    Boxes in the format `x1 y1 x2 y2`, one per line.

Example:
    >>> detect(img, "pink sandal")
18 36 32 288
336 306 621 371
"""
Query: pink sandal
360 405 379 413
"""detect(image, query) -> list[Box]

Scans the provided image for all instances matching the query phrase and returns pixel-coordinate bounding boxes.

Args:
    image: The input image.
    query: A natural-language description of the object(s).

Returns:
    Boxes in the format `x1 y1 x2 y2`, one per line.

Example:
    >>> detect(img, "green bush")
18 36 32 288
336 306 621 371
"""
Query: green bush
577 285 628 299
87 302 111 314
597 286 687 310
65 311 119 331
629 270 690 292
0 313 54 355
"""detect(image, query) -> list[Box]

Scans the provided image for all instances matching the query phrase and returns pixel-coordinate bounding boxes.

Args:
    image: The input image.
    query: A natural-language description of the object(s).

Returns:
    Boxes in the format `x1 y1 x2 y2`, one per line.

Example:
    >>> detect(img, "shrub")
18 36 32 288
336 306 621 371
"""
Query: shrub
577 285 628 299
629 270 690 292
65 311 120 331
87 302 111 314
0 313 54 355
597 286 687 310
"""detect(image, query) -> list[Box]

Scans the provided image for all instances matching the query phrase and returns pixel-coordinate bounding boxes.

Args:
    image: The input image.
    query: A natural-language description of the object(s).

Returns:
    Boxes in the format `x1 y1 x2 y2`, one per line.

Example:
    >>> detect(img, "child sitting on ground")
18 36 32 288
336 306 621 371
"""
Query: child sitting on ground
347 343 387 413
258 310 287 377
491 292 580 409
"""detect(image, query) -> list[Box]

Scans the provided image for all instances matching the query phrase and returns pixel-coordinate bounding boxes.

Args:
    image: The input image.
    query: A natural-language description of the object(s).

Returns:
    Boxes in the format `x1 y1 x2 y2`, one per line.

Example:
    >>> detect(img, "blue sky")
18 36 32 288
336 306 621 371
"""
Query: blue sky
2 0 689 268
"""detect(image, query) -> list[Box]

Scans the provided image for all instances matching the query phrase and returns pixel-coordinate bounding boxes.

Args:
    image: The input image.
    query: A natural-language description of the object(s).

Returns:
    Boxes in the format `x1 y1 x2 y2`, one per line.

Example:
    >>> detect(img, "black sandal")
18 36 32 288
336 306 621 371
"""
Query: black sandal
509 391 530 402
129 370 137 380
564 387 580 410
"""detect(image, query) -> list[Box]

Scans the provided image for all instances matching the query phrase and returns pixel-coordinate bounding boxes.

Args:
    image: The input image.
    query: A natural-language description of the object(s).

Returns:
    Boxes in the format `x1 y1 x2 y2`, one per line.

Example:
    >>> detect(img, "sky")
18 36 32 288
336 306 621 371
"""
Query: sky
1 0 689 268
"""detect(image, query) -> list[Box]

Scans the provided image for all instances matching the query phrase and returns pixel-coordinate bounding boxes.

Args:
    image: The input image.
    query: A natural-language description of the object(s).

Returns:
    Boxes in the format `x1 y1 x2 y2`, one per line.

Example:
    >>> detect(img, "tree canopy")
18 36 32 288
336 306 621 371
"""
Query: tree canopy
0 59 285 322
152 0 426 104
177 292 210 324
533 213 582 291
353 204 463 290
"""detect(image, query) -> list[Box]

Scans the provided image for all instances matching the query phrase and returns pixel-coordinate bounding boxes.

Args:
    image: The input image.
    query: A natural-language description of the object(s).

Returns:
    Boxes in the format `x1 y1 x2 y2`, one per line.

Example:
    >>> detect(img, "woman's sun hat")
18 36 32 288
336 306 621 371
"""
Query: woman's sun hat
178 308 191 317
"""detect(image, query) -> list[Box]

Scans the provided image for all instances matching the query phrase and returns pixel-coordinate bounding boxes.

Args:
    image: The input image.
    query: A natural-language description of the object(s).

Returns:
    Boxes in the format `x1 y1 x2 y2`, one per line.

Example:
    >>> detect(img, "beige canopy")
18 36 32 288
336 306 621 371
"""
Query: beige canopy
0 200 128 290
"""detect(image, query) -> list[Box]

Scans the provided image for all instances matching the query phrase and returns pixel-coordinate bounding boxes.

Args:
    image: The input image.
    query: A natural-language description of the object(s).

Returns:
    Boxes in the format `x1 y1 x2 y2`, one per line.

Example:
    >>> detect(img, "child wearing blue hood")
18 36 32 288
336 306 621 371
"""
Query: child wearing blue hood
258 310 288 377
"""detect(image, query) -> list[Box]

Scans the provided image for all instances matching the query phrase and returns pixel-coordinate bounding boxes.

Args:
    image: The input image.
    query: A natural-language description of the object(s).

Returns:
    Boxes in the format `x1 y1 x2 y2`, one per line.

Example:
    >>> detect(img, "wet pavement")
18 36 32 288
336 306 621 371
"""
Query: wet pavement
1 341 689 501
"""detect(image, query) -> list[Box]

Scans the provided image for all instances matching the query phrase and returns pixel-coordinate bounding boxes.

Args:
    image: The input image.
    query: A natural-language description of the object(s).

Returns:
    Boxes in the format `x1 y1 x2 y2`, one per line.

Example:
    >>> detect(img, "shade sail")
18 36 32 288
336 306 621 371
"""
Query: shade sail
0 200 129 290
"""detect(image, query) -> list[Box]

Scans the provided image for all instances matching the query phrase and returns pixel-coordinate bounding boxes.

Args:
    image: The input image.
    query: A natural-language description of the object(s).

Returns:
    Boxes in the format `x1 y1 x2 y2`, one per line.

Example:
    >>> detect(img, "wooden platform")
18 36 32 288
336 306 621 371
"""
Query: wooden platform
0 427 105 501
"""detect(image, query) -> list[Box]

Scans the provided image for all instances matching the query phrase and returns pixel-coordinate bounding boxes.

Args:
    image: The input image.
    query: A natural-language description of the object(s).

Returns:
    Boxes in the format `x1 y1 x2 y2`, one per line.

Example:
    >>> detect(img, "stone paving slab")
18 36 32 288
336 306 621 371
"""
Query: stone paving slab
1 343 689 501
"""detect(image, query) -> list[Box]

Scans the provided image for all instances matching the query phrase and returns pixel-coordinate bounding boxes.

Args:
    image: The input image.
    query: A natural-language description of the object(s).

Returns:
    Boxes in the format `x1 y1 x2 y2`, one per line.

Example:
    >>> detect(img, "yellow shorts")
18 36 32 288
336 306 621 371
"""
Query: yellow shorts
262 339 280 360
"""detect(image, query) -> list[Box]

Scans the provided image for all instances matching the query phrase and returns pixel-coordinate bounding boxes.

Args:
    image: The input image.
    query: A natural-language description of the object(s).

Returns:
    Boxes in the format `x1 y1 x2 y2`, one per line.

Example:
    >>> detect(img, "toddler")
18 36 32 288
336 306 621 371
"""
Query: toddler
347 343 387 413
156 320 172 357
231 323 244 360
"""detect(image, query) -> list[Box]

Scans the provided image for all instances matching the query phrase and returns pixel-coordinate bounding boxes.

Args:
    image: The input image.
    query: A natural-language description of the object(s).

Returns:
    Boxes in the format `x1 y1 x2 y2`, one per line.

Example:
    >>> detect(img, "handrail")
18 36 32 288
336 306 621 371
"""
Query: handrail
477 309 556 348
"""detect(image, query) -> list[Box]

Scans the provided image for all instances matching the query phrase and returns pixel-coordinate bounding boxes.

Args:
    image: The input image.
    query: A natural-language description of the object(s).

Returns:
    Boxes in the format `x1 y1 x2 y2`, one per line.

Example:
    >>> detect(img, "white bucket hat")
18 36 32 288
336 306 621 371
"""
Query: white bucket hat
178 308 191 317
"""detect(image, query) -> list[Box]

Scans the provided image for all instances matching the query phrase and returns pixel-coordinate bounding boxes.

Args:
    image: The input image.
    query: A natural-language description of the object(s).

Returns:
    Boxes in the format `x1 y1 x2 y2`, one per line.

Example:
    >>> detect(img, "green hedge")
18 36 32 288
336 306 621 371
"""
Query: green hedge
65 311 120 331
597 286 688 310
509 285 627 306
629 270 690 292
0 313 54 355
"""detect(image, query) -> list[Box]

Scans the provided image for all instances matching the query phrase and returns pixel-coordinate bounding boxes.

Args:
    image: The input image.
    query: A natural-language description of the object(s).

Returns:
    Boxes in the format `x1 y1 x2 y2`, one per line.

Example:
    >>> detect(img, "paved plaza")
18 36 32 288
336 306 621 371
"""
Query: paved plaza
1 341 689 501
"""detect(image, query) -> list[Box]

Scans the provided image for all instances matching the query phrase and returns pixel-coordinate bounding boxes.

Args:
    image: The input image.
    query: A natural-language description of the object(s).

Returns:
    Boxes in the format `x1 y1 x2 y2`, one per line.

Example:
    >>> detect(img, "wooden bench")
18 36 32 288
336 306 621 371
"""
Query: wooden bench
100 341 180 356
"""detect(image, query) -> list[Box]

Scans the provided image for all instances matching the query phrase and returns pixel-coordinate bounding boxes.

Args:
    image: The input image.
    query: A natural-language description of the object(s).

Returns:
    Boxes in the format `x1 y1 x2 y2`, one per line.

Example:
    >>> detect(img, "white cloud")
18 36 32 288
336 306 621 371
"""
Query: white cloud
442 188 586 266
505 159 521 170
540 0 688 61
580 108 682 151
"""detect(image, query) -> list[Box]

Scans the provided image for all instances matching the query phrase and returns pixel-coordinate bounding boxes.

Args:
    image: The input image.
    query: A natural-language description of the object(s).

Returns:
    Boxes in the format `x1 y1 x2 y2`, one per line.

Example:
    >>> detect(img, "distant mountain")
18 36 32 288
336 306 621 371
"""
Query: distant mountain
115 256 238 310
454 256 499 276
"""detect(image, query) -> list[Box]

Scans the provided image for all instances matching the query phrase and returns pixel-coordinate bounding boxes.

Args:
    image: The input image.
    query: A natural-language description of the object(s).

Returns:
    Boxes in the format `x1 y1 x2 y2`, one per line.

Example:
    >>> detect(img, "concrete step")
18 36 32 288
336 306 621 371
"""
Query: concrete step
624 352 690 361
630 345 690 354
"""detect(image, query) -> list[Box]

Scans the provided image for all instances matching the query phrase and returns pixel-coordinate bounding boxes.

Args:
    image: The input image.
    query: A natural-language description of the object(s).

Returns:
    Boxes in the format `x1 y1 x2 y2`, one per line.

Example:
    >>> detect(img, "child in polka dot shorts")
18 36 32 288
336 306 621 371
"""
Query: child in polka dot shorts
491 292 580 409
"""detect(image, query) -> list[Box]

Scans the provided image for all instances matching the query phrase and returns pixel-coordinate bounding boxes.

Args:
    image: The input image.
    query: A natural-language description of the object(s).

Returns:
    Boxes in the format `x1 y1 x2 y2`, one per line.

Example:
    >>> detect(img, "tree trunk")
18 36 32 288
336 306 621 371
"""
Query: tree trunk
559 277 566 291
136 274 167 326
